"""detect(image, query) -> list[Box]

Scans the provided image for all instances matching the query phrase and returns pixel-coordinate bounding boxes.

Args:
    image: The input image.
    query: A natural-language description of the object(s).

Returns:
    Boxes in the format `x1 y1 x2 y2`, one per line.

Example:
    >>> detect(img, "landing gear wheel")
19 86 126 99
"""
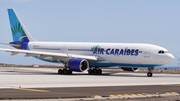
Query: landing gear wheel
67 70 72 75
88 69 93 75
97 69 102 75
58 69 63 74
147 72 153 77
93 69 98 75
63 69 68 74
88 68 102 75
61 69 72 75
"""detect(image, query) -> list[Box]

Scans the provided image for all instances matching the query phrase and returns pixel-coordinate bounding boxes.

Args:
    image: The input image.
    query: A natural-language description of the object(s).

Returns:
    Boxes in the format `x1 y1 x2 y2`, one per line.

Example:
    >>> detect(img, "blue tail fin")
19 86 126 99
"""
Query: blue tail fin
8 9 36 42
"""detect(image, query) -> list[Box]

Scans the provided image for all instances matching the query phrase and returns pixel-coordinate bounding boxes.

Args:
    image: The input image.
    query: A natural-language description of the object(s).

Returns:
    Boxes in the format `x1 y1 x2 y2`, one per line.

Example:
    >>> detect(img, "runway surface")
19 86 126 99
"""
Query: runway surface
0 67 180 99
0 67 180 88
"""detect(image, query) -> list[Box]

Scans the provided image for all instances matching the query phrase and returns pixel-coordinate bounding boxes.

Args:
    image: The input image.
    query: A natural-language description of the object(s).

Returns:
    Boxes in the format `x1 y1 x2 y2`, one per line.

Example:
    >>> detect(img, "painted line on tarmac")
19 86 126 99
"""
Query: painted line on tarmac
13 88 49 92
160 84 180 86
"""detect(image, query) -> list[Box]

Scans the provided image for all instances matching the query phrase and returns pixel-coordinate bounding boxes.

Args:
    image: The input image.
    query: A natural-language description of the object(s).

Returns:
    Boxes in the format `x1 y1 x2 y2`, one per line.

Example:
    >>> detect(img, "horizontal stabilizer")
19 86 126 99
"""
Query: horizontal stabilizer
0 42 20 47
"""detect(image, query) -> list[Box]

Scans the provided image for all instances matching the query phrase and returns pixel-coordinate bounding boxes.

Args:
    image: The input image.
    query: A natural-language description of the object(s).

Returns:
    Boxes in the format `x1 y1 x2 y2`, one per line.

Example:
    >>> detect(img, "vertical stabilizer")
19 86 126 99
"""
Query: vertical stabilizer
8 9 36 42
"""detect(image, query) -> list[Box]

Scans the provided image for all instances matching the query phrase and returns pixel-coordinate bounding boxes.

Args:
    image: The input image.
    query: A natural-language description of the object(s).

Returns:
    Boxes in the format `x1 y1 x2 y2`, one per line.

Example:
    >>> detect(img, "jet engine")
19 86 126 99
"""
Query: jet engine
67 59 89 72
121 67 139 72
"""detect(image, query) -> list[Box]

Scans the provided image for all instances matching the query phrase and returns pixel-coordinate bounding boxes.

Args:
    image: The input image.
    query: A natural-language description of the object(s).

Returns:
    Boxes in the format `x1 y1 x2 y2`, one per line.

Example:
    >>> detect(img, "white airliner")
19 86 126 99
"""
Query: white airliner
0 9 174 77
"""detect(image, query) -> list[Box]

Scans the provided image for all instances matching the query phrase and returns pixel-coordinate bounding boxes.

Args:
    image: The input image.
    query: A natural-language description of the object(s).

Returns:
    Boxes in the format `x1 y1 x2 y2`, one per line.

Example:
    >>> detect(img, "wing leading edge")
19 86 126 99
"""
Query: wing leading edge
0 48 98 63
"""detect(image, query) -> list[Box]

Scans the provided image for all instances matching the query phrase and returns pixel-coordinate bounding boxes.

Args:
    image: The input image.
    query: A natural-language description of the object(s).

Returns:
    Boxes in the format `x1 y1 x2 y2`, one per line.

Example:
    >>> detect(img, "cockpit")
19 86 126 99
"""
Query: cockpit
158 50 168 54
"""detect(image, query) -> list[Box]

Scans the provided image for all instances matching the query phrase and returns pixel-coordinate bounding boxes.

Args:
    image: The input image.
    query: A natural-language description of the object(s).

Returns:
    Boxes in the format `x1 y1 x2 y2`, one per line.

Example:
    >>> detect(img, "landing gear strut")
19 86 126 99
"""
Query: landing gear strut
147 67 154 77
58 68 72 75
88 68 102 75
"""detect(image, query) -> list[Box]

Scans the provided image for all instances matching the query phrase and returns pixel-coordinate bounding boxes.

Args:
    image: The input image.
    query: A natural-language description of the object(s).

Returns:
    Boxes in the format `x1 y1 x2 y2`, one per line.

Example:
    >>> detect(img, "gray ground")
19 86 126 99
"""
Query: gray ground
0 67 180 88
0 67 180 101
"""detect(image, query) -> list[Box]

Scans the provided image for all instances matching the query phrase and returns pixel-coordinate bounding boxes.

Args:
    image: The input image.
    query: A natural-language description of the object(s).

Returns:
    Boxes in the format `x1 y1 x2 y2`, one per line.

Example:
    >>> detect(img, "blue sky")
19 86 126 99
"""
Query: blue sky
0 0 179 66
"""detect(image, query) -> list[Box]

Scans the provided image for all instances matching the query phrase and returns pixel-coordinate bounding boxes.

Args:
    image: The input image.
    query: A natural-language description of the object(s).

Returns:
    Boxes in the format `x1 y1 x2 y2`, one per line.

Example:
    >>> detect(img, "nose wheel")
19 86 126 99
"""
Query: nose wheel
147 67 154 77
147 72 153 77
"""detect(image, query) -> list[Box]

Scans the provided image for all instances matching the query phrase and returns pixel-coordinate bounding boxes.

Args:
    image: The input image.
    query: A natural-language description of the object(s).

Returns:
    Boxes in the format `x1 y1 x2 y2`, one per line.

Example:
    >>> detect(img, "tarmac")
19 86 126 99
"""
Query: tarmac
0 67 180 100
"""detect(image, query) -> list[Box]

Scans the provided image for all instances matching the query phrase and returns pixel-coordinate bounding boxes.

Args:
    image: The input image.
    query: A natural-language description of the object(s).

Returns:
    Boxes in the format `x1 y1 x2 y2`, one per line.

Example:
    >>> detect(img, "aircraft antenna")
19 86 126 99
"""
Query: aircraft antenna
178 57 180 70
177 54 180 70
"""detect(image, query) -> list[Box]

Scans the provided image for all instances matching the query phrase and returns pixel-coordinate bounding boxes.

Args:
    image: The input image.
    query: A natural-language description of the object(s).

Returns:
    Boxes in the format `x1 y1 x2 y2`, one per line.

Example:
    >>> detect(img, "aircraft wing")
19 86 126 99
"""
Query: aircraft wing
0 48 98 62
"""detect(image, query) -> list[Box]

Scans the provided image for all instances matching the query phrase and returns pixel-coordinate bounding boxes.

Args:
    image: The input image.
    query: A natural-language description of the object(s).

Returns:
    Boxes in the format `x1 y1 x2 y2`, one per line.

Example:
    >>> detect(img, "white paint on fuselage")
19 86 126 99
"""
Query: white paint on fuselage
28 42 174 67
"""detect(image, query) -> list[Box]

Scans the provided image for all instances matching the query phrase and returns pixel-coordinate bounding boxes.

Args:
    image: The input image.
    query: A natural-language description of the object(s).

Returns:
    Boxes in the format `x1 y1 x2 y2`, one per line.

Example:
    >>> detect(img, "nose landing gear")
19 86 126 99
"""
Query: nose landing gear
147 72 153 77
147 67 154 77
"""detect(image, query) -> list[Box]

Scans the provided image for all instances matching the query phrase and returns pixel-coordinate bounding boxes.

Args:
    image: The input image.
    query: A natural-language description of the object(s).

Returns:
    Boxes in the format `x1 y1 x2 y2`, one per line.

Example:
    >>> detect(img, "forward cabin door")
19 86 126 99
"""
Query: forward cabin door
60 45 67 53
144 47 151 58
143 46 151 63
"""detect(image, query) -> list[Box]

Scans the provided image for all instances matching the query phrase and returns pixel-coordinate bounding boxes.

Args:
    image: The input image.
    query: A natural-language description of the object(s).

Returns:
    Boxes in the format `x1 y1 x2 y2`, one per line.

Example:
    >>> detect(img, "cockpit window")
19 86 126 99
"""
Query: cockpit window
158 50 164 54
158 50 168 54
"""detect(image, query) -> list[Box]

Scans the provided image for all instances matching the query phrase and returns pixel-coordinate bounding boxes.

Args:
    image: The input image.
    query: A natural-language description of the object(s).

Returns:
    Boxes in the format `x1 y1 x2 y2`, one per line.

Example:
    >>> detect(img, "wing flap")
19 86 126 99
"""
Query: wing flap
11 52 19 56
24 53 36 57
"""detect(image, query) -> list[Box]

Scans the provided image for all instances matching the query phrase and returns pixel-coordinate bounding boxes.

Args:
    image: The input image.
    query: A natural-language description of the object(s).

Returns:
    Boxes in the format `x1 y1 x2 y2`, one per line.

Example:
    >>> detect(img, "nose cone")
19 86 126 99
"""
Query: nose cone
166 53 174 63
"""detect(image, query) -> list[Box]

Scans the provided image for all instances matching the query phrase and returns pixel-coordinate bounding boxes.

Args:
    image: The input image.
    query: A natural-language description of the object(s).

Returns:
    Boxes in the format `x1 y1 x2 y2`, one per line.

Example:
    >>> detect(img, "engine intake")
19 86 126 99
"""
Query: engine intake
67 59 89 72
121 67 139 72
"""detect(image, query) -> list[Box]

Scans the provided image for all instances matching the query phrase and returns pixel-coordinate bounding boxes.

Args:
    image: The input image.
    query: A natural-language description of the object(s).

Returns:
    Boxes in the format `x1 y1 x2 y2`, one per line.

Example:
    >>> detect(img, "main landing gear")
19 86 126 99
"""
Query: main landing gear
58 68 72 75
88 68 102 75
147 67 154 77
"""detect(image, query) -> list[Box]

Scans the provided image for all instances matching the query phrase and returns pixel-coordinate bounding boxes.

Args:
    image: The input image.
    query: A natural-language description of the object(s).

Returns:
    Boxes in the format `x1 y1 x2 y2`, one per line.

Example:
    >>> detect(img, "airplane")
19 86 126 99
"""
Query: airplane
0 9 174 77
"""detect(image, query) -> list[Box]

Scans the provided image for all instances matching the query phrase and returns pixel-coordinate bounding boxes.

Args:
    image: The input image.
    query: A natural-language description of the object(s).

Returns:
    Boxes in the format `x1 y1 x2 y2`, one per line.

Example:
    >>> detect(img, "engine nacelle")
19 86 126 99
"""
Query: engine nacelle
121 67 139 72
67 59 89 72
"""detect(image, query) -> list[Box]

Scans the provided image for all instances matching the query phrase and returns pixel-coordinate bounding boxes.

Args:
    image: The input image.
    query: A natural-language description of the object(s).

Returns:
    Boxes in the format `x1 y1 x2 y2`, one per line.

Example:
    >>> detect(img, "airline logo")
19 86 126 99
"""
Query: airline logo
11 22 28 42
91 45 139 56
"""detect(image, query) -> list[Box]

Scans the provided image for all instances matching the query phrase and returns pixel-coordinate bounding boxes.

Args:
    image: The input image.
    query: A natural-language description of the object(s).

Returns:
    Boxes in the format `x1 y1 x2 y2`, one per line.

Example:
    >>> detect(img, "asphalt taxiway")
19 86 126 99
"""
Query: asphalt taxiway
0 67 180 99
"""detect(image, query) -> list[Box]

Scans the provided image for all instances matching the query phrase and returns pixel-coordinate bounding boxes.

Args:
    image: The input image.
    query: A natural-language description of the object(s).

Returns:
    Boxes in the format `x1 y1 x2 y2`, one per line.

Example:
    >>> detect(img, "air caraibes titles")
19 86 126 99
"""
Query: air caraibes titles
91 45 139 56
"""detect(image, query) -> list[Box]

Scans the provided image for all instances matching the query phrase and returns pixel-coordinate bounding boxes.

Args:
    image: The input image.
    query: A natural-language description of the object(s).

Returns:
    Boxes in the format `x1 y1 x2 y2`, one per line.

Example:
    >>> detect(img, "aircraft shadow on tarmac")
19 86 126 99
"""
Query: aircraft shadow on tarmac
1 70 179 78
66 73 180 78
71 72 149 77
0 70 144 77
0 71 152 77
69 72 180 77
